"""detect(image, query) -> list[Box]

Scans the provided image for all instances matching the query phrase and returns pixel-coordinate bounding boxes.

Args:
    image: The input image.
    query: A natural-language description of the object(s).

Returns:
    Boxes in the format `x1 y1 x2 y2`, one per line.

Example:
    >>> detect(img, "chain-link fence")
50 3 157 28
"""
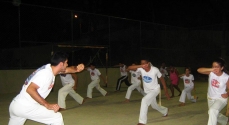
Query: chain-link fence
0 1 228 70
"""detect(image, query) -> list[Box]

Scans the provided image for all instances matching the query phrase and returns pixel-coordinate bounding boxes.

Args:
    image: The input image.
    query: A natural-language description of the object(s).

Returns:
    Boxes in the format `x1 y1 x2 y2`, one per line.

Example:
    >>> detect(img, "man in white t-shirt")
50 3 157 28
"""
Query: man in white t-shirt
115 63 132 91
58 73 84 111
85 63 107 99
128 58 170 125
8 52 84 125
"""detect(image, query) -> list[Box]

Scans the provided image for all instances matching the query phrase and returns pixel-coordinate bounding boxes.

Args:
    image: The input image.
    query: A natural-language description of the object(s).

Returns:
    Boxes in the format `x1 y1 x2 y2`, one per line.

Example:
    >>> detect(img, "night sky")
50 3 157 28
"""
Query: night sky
9 0 229 28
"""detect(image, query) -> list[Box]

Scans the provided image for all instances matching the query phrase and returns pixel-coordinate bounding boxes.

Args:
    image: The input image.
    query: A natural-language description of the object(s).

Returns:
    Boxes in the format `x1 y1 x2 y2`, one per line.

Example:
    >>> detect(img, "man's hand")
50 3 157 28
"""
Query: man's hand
165 92 170 100
221 93 228 98
76 64 85 72
44 103 60 113
73 85 77 90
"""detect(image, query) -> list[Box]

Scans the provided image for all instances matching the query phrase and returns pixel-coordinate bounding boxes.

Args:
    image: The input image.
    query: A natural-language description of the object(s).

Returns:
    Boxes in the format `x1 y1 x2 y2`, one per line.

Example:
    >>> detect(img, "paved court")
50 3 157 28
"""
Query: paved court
0 79 228 125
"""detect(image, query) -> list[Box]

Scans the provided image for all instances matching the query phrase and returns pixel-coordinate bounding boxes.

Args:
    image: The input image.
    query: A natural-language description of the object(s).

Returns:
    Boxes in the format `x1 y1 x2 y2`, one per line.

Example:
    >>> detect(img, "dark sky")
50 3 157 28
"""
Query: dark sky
11 0 229 28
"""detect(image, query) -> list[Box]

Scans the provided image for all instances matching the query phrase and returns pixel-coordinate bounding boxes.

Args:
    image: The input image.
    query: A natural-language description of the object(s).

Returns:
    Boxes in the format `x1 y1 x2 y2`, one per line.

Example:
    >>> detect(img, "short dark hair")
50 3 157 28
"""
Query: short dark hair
89 63 95 66
141 56 151 63
50 51 69 66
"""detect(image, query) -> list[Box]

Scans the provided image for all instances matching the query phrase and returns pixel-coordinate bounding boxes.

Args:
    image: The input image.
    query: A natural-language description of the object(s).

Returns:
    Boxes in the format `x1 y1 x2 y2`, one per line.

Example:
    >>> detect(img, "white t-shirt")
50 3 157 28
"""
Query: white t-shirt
180 74 194 87
160 67 168 77
208 72 229 99
60 74 75 86
87 68 101 81
14 64 55 105
136 66 162 93
120 65 127 76
129 70 141 84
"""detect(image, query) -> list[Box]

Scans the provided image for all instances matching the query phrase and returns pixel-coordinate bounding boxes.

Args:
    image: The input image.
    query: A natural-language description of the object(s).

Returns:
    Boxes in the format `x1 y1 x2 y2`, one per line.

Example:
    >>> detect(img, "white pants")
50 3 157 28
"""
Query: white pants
139 88 168 124
58 83 84 109
8 100 64 125
207 97 228 125
125 82 145 99
179 86 196 103
87 79 107 98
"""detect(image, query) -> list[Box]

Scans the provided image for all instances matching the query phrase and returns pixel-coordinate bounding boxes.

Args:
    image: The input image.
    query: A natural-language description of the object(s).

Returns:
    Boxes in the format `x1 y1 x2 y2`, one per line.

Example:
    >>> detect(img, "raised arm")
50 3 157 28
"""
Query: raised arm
197 68 213 75
127 65 142 71
65 63 85 74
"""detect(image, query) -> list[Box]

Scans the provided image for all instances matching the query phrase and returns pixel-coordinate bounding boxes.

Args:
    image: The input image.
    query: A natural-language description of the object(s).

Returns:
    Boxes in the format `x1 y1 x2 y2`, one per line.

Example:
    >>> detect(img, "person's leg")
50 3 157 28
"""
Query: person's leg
207 97 228 125
150 89 168 115
173 85 182 96
125 84 138 102
170 84 174 98
58 84 72 109
139 89 162 124
138 93 152 124
135 82 146 96
95 79 107 96
179 89 186 106
87 80 98 98
116 76 125 91
9 100 64 125
124 76 131 86
8 100 26 125
185 87 196 103
69 89 84 104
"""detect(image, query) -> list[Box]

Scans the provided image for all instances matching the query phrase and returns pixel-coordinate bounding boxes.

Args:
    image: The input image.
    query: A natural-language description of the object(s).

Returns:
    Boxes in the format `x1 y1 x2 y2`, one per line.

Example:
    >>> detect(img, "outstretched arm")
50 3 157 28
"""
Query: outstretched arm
65 64 85 74
197 68 212 75
128 65 142 71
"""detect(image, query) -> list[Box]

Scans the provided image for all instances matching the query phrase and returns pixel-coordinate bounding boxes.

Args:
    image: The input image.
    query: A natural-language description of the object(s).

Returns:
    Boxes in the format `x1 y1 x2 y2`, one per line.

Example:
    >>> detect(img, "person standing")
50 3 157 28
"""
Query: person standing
169 65 182 98
115 63 132 91
159 62 169 89
197 58 229 125
85 63 107 99
124 63 146 103
128 58 170 125
8 51 84 125
178 67 197 106
58 73 84 111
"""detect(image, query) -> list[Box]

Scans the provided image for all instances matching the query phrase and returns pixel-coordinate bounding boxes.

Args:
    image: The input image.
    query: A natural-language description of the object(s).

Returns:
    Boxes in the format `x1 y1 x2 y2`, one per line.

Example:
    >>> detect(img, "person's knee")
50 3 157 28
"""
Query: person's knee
208 108 219 115
88 84 93 88
53 112 64 124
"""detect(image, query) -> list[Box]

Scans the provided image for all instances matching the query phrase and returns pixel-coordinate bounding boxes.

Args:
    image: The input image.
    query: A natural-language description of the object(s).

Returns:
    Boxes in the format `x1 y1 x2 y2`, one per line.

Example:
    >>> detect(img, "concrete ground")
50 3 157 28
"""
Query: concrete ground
0 79 228 125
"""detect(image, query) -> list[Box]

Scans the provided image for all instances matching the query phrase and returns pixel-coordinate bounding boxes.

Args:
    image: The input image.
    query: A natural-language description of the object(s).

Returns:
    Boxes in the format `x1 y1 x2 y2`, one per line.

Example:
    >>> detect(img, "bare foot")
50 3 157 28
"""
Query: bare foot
123 99 130 103
178 103 185 107
58 108 66 112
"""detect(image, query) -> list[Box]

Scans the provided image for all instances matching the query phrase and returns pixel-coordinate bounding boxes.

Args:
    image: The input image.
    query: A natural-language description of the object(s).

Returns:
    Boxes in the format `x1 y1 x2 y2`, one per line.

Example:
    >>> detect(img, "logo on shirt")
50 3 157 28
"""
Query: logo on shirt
91 72 95 76
132 73 136 77
185 79 190 84
211 79 219 88
143 76 152 83
24 65 46 85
